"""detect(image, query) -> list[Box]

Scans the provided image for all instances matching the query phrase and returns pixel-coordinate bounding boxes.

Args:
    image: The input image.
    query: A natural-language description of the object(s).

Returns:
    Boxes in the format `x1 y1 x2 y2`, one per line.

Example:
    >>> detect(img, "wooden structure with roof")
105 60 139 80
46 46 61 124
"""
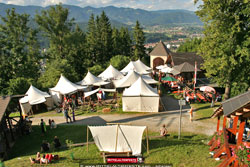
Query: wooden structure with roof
0 95 24 159
149 41 204 73
209 90 250 167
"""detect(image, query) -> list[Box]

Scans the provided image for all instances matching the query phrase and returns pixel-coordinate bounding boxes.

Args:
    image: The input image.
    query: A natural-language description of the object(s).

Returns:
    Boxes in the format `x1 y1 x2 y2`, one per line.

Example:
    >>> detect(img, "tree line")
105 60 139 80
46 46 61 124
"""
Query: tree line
0 4 146 95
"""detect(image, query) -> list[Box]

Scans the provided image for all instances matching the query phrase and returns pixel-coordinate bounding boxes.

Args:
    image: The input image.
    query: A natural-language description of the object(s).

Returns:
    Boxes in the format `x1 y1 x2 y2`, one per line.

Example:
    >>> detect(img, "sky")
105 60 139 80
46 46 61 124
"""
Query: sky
0 0 202 11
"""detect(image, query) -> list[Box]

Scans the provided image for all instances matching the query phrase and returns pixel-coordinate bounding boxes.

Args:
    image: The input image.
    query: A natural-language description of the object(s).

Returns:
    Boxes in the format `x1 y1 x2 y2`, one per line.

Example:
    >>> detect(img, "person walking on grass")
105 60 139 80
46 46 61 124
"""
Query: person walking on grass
62 101 72 123
40 119 46 135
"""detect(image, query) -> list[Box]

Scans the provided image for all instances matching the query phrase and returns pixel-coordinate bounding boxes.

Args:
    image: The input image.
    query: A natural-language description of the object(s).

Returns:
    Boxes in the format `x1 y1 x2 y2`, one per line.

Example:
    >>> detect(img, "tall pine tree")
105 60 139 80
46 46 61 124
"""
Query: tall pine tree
133 21 146 60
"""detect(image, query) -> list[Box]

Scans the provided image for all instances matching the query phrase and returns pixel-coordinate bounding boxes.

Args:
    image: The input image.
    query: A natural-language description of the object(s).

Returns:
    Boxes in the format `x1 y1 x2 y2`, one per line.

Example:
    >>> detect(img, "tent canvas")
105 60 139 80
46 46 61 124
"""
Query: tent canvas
19 85 54 115
121 60 151 75
114 70 158 88
122 77 159 112
50 75 87 105
98 65 124 80
77 71 110 86
84 88 116 98
88 125 146 155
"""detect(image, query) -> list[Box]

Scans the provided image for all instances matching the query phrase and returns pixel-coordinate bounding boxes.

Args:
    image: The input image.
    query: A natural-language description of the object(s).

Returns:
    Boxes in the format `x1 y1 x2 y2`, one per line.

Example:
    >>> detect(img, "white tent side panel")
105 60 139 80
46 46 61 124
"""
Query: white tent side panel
122 96 159 112
20 102 31 115
119 125 146 155
44 97 54 109
50 90 62 106
88 125 145 155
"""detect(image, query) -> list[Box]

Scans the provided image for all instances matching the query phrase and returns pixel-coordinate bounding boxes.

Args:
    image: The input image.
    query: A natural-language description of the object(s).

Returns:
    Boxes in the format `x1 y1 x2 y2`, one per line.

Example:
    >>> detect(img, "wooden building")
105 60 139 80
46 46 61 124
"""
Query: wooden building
209 90 250 166
149 41 204 75
0 95 24 159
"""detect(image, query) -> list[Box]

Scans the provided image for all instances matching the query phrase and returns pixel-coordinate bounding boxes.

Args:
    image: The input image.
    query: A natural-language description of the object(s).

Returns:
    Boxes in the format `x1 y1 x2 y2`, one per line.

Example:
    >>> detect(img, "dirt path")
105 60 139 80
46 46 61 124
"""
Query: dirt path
31 110 216 136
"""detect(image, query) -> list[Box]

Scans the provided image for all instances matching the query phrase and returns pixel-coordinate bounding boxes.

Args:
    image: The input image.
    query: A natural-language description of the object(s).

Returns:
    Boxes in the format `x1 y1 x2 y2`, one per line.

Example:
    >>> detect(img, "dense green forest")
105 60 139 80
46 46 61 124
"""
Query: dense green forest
0 4 146 95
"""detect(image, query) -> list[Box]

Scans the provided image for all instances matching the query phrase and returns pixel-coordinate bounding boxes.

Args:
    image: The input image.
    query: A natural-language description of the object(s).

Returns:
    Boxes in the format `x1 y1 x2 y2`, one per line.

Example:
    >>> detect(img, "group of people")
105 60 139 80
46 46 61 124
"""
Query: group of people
30 152 59 165
40 119 57 135
62 96 76 123
41 136 61 152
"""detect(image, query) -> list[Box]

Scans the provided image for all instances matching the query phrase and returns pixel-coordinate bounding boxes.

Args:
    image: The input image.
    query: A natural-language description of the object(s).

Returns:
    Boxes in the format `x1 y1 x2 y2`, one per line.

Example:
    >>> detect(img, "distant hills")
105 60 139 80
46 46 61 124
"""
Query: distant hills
0 3 202 26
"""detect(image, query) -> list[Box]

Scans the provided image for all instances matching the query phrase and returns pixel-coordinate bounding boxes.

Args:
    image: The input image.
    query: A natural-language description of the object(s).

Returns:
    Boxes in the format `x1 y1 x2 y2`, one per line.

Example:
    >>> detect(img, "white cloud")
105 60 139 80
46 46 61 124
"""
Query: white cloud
0 0 201 11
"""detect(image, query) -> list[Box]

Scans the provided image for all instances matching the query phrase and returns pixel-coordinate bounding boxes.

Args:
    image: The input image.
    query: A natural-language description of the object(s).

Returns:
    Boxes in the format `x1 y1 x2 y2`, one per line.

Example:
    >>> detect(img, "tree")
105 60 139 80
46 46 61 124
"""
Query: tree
119 27 132 57
0 9 40 95
110 55 130 70
196 0 250 99
133 21 146 60
36 4 88 87
177 38 202 53
35 4 73 60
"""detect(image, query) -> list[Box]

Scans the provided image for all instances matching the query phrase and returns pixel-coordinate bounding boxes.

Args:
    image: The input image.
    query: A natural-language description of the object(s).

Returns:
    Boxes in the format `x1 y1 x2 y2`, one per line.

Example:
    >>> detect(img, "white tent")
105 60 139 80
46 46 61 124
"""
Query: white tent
19 85 54 115
77 71 110 86
50 75 87 105
160 66 180 75
121 59 151 75
88 125 146 155
122 77 159 112
84 88 116 98
98 65 124 80
114 70 158 88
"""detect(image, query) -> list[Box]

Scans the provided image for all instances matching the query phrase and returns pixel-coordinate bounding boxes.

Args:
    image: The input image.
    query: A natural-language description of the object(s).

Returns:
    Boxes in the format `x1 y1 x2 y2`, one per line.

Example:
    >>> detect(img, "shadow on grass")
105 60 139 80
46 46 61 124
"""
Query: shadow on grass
195 117 211 121
195 104 220 111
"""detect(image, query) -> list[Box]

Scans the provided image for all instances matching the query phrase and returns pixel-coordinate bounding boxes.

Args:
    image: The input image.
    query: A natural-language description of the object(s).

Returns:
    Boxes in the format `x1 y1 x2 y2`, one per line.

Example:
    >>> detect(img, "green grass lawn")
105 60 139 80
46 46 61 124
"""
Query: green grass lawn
4 125 220 167
191 102 221 121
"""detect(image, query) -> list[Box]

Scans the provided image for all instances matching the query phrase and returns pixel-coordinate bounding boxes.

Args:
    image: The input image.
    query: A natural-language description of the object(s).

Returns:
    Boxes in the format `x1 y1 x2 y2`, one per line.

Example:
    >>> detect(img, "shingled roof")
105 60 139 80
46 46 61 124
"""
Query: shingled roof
149 41 171 57
0 96 11 122
222 90 250 116
171 52 204 69
173 62 201 73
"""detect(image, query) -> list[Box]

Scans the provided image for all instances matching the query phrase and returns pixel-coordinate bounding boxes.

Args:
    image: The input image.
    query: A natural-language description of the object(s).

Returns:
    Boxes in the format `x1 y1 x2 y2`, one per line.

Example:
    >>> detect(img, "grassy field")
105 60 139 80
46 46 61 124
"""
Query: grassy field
191 102 221 122
4 125 220 167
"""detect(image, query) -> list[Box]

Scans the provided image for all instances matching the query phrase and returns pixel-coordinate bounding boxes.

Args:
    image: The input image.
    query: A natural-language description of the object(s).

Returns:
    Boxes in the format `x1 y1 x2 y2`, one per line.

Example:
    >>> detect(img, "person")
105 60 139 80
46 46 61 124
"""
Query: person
51 120 57 129
62 101 72 123
185 96 190 104
41 140 50 152
160 124 168 137
29 152 41 165
102 91 106 100
189 107 193 122
48 119 52 128
53 136 61 148
40 154 48 164
40 119 46 135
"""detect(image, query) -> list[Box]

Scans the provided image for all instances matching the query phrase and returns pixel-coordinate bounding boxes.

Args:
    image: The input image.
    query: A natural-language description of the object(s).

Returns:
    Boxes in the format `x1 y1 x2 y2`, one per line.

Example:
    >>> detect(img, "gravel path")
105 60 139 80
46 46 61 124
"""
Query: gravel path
31 96 216 136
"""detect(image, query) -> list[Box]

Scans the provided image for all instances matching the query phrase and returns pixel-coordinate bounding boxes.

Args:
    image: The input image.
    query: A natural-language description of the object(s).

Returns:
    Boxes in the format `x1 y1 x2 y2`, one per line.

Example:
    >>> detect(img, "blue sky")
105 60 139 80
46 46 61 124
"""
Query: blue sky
0 0 202 11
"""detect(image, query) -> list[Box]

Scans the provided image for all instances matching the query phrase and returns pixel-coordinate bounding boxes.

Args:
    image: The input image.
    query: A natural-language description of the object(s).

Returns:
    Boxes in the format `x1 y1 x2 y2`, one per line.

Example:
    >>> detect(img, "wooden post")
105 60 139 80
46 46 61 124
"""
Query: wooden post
223 116 227 128
237 119 246 146
216 116 220 132
232 116 239 130
115 124 119 152
7 117 14 141
87 126 89 152
146 126 149 154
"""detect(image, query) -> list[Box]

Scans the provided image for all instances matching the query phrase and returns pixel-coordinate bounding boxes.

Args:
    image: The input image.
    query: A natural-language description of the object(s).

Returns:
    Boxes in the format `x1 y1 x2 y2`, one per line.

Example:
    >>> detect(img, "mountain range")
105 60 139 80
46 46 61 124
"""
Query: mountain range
0 3 202 26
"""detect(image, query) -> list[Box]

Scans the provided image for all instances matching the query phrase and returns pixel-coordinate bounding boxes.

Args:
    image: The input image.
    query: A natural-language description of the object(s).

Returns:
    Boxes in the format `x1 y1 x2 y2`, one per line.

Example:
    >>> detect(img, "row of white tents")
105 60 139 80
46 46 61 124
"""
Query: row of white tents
19 59 160 115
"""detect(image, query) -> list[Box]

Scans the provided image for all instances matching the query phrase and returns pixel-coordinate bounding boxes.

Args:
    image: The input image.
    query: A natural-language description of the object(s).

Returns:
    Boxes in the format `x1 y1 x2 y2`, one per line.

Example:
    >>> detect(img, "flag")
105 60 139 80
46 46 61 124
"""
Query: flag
194 61 197 90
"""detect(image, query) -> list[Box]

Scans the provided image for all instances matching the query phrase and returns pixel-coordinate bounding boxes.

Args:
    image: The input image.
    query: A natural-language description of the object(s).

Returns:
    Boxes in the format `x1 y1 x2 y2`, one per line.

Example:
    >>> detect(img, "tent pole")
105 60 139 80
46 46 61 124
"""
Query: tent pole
87 126 89 152
146 126 149 154
115 124 119 152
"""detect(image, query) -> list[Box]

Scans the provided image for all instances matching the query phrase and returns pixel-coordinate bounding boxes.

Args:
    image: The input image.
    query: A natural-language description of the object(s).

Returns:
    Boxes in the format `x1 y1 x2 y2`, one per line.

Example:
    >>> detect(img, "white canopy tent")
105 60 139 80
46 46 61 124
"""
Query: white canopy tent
122 77 159 112
160 66 180 75
77 71 110 86
88 125 146 156
121 59 151 75
98 64 124 80
50 75 87 105
19 85 54 115
156 64 169 70
84 88 116 98
114 70 158 88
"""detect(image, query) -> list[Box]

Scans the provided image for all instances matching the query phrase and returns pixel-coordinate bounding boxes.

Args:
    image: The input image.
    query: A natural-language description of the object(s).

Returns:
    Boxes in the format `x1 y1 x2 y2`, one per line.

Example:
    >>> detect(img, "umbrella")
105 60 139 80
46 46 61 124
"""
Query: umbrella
161 76 177 82
156 64 169 70
200 86 216 94
161 67 180 75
